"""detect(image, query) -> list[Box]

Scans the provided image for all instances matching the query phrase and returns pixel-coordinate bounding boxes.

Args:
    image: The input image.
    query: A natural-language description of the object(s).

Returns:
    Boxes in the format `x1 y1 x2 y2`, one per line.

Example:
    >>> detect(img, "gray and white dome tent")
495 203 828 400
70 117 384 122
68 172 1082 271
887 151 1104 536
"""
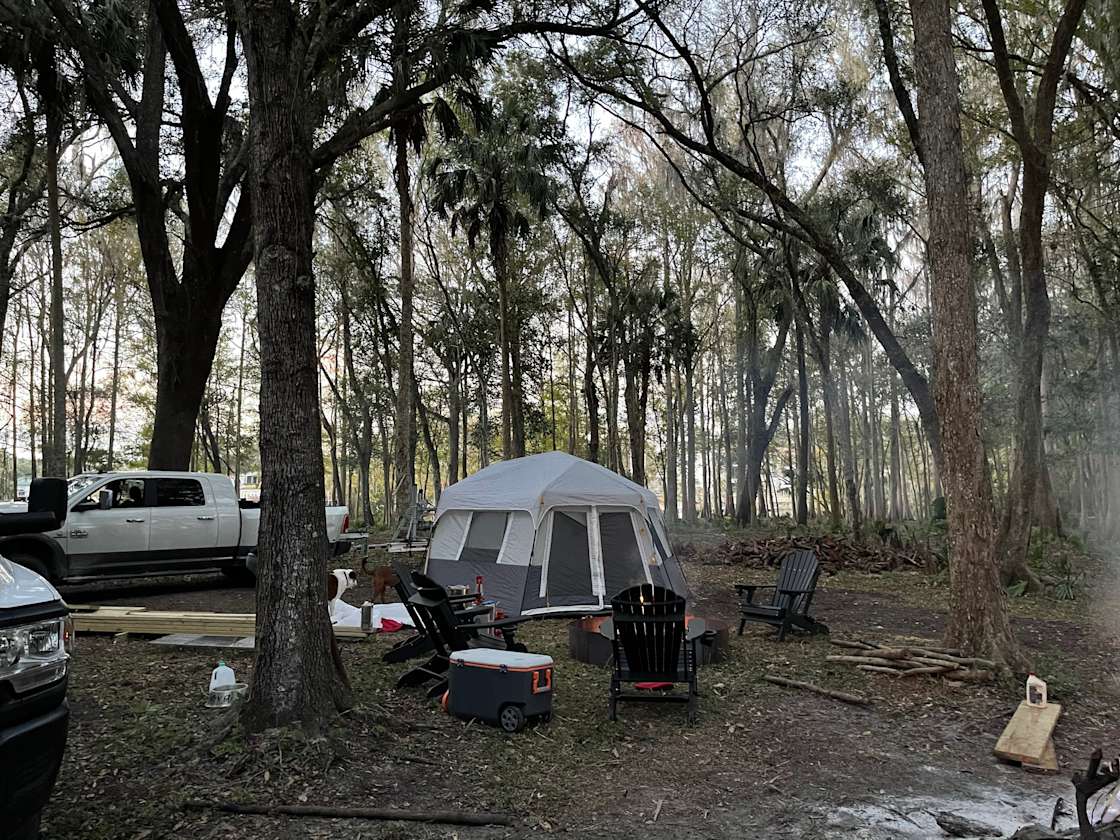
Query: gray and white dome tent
423 451 688 618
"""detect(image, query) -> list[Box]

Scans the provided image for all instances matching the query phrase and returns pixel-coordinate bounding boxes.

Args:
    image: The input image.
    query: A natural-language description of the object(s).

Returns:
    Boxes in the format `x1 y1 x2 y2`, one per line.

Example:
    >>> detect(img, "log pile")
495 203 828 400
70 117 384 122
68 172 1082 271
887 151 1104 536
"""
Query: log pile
676 534 936 574
828 639 994 683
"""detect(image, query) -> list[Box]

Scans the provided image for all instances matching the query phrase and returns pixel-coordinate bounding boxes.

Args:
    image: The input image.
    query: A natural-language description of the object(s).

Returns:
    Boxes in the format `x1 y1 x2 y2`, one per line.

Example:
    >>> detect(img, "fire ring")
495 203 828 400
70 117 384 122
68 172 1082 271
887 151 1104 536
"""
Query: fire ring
567 615 731 666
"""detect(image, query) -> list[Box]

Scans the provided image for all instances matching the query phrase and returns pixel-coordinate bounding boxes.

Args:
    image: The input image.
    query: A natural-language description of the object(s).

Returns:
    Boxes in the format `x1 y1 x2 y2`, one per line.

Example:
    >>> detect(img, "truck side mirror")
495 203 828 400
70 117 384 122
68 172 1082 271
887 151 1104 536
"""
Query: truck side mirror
98 489 113 510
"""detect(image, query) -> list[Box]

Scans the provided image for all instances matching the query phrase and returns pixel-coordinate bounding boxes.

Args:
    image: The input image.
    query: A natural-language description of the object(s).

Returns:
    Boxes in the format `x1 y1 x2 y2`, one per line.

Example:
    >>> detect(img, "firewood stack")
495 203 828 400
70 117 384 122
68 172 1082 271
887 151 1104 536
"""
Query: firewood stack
828 639 995 683
675 534 937 574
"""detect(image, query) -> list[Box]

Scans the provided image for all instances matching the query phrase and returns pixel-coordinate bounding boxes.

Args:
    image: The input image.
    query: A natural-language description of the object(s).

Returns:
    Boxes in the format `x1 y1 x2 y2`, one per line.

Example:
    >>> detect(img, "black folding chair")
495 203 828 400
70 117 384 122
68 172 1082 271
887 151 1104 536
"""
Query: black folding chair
607 583 700 723
735 549 828 641
395 573 528 698
382 562 483 664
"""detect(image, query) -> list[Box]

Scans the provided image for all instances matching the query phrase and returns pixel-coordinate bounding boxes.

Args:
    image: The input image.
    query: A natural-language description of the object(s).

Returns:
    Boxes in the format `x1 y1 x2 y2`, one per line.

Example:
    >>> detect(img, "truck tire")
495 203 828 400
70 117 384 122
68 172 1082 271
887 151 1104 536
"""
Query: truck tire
221 565 256 586
4 550 52 584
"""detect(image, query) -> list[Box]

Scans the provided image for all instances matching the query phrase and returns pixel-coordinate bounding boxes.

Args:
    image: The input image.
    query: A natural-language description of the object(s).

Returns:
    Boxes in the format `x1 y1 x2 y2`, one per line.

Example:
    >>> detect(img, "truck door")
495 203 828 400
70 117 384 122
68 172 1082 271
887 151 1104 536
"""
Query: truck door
148 477 220 569
66 478 150 577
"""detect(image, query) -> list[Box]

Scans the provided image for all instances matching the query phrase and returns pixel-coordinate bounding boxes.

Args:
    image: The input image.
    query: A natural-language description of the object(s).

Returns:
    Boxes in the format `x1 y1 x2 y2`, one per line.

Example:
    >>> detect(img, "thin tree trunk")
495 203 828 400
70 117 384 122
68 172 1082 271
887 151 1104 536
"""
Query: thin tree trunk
795 319 810 525
392 128 417 518
447 363 460 486
680 367 689 519
39 47 67 478
583 263 599 463
834 343 862 538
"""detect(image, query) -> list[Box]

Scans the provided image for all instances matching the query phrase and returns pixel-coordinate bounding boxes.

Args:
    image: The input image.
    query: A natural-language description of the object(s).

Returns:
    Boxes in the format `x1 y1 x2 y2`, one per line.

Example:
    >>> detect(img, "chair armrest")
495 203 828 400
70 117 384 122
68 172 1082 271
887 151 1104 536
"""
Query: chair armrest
454 604 493 620
471 616 529 631
734 583 776 593
735 583 775 604
777 587 817 596
449 593 479 605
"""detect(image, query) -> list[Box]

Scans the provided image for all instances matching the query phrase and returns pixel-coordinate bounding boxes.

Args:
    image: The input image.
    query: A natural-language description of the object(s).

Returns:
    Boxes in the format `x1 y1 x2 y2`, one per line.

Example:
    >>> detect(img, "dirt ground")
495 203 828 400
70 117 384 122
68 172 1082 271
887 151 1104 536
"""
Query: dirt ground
42 535 1120 839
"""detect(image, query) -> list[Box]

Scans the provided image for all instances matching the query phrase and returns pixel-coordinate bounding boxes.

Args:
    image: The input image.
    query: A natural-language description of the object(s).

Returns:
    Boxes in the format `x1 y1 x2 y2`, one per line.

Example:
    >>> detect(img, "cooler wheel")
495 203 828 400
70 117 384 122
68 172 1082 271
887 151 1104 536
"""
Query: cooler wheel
499 704 525 733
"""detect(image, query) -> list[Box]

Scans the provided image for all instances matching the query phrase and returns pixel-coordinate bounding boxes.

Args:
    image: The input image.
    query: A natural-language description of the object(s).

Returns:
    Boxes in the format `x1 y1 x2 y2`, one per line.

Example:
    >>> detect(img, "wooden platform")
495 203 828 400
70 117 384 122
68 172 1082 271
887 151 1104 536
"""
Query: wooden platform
994 701 1062 771
69 604 370 640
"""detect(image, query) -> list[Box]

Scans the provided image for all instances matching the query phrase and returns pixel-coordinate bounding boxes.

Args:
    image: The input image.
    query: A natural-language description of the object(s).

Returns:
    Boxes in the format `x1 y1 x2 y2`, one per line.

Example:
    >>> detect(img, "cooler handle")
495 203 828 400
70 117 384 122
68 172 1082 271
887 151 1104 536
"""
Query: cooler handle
532 668 552 694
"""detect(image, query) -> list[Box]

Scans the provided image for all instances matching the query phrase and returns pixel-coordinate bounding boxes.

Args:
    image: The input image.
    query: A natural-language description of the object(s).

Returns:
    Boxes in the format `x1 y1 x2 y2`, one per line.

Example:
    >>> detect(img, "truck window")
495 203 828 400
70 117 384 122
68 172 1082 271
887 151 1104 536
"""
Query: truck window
154 478 206 507
76 478 146 509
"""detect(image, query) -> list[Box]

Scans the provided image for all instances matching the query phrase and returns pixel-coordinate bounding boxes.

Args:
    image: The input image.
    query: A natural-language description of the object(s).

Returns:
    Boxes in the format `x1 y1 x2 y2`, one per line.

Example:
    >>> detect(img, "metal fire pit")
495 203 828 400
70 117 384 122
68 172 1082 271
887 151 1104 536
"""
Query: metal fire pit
567 615 730 666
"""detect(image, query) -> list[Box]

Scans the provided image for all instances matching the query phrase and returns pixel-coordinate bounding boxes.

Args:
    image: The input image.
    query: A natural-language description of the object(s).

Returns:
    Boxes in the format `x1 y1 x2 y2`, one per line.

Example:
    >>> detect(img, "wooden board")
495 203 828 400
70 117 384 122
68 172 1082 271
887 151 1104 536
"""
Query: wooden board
1023 738 1059 773
994 701 1062 765
72 605 370 640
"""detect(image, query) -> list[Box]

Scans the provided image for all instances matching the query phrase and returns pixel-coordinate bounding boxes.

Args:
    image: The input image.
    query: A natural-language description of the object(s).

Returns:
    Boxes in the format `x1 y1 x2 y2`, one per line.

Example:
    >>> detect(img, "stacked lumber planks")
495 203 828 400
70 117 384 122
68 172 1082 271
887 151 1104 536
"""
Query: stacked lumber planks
828 638 994 682
994 701 1062 771
69 604 370 640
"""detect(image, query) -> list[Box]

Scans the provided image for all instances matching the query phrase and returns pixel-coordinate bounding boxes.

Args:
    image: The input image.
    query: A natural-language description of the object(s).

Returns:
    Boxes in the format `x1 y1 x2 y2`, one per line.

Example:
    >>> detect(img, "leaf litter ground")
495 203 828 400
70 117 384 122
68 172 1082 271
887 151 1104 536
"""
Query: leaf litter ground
44 527 1119 839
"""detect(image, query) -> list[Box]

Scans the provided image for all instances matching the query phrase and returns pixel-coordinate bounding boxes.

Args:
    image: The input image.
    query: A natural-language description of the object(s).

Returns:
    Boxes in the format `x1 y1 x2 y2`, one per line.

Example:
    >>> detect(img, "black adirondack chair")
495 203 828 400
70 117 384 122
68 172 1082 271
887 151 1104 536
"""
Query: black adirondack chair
382 562 483 664
396 572 528 698
606 584 700 723
735 549 828 641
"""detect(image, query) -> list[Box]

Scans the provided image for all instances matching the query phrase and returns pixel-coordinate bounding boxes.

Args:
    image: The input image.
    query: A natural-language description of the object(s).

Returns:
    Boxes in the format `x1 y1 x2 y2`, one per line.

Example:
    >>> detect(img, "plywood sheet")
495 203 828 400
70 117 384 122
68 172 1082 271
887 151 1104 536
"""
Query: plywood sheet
994 701 1062 765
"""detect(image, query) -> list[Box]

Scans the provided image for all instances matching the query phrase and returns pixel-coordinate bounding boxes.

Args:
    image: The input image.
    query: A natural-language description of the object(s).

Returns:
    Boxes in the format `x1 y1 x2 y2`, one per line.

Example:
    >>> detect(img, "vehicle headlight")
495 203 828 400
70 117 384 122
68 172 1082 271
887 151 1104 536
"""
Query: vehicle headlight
0 617 70 693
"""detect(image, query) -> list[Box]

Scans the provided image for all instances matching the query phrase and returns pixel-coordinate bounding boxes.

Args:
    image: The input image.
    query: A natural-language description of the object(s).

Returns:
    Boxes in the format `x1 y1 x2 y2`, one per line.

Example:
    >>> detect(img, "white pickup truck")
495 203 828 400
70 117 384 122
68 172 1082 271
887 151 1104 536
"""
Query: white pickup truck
0 471 350 585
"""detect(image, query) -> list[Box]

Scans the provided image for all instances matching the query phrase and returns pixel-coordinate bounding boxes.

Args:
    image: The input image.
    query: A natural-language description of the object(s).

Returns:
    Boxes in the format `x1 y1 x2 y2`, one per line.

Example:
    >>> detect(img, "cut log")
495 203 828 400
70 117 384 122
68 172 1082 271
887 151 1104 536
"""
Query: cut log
910 656 962 670
763 675 871 706
830 639 877 651
899 666 955 677
826 655 909 668
856 665 905 676
182 800 514 826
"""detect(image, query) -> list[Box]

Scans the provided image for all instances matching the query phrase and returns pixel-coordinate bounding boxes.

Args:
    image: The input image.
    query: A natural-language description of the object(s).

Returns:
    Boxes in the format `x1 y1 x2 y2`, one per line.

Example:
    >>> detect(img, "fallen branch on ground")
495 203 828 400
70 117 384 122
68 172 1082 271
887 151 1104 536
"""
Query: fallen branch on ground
182 800 514 826
763 675 871 706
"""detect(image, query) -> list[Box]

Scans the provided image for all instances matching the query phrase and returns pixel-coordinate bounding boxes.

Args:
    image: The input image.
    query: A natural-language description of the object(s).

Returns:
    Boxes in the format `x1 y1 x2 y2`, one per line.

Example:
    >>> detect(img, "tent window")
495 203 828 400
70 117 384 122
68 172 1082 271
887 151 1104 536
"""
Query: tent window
546 510 592 598
459 511 509 563
600 511 647 598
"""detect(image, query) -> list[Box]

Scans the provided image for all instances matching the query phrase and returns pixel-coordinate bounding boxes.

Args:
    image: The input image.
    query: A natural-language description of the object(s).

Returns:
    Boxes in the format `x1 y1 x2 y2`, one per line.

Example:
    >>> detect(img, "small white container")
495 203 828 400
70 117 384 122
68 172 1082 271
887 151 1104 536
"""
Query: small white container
210 660 236 692
1026 673 1048 707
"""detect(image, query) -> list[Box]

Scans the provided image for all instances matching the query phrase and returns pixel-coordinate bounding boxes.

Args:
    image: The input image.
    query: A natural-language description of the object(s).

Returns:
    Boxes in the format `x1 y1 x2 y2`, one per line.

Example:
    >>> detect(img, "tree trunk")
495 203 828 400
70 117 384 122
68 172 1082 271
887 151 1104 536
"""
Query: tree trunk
583 263 600 463
477 363 490 468
680 367 689 519
834 343 862 538
567 302 578 454
664 360 678 521
795 319 810 525
38 46 67 478
447 363 460 486
493 228 514 460
392 129 417 517
415 382 442 501
237 0 350 730
909 0 1021 665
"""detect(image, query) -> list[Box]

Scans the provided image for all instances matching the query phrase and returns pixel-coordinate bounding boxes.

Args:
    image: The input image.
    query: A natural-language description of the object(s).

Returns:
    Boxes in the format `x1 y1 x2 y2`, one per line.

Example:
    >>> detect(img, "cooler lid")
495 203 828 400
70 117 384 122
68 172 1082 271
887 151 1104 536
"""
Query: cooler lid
450 649 553 669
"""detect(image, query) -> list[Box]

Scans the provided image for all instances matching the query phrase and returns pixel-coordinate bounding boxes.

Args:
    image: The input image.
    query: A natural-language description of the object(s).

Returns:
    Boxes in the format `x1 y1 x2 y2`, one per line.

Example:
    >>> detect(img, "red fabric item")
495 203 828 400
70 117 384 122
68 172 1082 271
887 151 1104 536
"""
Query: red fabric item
634 681 673 690
378 618 404 633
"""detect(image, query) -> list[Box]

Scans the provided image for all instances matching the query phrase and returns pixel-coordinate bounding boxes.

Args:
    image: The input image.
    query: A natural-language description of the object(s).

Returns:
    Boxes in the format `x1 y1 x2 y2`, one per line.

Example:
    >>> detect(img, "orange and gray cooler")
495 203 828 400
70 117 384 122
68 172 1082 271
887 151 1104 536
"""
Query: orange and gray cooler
447 650 553 732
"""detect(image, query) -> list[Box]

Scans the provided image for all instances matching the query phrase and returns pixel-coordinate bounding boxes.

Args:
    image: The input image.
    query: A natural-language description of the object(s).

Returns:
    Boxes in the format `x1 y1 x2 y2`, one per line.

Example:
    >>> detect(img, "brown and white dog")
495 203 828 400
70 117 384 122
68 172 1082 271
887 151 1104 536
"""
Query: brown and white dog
327 567 359 602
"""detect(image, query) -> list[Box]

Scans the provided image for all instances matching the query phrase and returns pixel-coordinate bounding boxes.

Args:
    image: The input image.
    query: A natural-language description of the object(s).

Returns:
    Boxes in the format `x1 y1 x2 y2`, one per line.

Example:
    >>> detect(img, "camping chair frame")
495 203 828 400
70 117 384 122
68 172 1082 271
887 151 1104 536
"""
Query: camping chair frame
606 584 700 724
735 549 828 641
396 573 529 698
